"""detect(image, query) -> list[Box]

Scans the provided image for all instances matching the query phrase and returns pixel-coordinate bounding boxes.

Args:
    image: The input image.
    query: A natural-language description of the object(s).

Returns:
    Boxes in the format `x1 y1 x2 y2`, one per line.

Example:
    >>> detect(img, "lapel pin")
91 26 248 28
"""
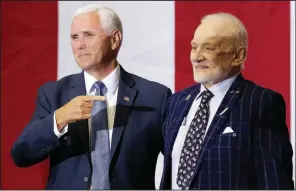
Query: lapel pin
230 90 240 94
185 94 191 100
124 96 130 102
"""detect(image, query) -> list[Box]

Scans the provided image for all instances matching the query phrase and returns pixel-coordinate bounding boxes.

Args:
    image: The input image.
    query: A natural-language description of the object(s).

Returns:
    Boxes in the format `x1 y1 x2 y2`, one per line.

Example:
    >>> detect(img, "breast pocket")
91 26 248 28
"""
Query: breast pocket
210 121 250 148
212 132 240 147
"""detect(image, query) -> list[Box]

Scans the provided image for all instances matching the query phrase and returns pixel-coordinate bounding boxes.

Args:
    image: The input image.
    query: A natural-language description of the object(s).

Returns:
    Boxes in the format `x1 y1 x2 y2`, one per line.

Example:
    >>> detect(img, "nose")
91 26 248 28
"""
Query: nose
74 35 86 50
78 41 86 50
191 51 205 63
196 55 206 62
191 47 205 62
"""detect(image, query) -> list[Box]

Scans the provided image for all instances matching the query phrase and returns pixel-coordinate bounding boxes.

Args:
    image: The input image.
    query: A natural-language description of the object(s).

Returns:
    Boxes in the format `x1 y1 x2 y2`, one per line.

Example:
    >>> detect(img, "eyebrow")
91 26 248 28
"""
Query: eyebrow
71 29 97 36
190 41 215 46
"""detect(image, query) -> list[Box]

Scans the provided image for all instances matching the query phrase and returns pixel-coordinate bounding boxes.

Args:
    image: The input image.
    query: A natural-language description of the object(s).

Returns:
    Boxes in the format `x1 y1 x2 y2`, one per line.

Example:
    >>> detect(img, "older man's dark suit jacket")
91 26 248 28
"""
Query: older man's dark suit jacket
11 65 172 189
160 74 294 189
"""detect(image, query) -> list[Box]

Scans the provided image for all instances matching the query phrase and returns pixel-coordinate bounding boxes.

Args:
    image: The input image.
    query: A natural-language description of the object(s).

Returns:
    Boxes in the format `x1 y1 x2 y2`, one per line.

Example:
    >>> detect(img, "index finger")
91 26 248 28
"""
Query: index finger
86 95 106 101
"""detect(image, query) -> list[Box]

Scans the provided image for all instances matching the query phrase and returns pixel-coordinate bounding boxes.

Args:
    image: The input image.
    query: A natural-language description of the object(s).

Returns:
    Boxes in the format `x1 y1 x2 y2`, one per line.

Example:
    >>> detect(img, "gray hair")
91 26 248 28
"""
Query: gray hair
74 4 123 36
201 13 248 69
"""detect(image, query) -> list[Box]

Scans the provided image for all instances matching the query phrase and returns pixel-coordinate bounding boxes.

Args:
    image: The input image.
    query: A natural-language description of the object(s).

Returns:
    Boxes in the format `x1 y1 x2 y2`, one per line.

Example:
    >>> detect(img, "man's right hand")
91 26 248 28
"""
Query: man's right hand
55 95 105 131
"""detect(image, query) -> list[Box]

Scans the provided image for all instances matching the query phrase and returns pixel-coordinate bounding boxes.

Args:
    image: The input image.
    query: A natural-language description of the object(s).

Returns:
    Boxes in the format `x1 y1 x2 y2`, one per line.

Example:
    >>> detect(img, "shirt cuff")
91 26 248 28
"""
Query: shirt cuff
53 112 68 138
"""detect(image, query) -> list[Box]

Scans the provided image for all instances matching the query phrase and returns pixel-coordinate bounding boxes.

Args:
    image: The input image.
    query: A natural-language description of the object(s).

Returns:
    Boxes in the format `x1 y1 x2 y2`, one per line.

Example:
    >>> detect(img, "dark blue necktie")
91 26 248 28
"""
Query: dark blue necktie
177 90 214 189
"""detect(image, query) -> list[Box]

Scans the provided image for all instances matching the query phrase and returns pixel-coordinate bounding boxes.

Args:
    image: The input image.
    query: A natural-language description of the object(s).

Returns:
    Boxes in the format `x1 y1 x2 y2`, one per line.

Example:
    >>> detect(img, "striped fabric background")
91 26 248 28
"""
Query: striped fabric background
1 1 295 189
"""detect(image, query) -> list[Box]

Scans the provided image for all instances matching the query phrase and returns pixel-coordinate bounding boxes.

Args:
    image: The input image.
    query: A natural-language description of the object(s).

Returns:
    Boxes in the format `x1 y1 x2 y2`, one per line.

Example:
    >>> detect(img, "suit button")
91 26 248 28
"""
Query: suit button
84 177 88 182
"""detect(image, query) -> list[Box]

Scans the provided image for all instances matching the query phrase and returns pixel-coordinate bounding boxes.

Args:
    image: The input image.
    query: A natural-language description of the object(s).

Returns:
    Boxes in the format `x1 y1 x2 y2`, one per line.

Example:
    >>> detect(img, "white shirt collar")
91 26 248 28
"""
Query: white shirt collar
84 64 120 96
197 73 240 99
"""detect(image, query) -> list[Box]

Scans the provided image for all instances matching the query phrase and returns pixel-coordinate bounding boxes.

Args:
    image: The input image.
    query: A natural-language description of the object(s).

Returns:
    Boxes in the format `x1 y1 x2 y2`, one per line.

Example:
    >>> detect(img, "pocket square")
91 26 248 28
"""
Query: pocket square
222 126 234 134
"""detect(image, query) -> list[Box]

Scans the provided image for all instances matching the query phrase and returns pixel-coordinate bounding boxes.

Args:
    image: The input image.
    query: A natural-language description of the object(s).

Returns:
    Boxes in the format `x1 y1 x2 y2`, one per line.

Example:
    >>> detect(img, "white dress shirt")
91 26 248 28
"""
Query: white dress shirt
171 74 239 189
53 64 120 147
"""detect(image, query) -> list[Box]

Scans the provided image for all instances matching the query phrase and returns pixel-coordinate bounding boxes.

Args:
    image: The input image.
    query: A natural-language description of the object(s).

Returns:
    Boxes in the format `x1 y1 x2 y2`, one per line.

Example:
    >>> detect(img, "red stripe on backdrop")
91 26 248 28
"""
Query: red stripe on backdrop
175 1 291 130
1 2 58 189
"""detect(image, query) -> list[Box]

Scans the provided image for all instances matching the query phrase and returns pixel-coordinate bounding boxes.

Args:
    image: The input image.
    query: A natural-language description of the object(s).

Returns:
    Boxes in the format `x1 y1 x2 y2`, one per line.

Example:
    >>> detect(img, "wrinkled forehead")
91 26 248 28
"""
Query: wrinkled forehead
192 20 236 45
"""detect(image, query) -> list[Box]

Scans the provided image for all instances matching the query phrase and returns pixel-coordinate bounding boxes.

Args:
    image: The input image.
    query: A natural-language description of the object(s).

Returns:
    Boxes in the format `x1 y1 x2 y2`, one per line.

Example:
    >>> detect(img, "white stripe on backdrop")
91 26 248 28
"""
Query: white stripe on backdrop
58 1 175 187
290 0 295 187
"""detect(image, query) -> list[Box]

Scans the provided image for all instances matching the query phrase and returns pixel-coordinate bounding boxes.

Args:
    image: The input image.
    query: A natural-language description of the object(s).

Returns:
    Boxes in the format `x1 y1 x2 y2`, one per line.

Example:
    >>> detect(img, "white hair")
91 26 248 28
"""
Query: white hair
73 4 123 36
201 12 248 69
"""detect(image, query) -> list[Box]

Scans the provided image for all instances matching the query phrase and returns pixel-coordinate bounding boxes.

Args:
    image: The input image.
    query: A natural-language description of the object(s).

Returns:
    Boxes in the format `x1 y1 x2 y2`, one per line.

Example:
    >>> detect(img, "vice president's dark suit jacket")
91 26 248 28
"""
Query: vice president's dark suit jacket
160 74 294 189
11 65 172 189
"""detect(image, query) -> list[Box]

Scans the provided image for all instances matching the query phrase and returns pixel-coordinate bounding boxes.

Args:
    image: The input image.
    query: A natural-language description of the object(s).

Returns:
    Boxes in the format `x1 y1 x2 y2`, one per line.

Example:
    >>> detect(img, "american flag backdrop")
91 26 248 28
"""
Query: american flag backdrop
1 1 295 189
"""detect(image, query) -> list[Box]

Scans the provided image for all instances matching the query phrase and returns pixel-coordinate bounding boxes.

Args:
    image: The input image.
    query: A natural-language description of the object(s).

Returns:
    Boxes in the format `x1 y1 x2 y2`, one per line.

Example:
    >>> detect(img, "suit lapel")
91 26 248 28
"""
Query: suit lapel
110 66 137 161
67 72 90 152
167 84 201 158
190 74 248 185
205 74 247 139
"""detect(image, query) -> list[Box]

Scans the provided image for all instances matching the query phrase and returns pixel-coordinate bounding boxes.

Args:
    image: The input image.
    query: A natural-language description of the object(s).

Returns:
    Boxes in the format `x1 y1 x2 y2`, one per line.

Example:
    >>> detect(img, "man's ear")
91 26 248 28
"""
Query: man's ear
232 46 246 67
110 30 122 50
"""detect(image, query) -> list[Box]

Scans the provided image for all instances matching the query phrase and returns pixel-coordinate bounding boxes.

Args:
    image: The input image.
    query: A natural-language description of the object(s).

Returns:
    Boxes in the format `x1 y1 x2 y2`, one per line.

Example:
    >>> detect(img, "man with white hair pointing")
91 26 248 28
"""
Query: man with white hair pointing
11 4 171 189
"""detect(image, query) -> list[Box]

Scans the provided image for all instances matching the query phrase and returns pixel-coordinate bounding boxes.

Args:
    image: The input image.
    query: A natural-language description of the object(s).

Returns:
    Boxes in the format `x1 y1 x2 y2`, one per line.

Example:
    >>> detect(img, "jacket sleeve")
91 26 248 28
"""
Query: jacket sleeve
160 88 172 154
252 91 294 189
11 85 63 167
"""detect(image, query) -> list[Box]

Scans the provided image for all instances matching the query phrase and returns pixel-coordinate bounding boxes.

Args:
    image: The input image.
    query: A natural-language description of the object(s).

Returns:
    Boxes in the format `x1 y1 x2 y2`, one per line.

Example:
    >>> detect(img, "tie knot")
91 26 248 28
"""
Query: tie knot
93 81 107 96
200 90 214 103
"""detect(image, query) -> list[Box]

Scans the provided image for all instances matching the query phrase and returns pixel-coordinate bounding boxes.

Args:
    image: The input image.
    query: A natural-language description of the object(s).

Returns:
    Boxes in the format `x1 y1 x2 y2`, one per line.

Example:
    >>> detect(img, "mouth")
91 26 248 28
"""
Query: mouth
195 65 209 69
79 54 91 58
192 61 209 70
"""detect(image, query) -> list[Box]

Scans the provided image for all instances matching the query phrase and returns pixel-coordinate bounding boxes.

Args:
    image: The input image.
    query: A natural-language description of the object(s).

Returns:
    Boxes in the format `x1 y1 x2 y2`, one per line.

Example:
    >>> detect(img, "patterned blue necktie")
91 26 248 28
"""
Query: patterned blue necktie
177 90 214 189
90 81 110 189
